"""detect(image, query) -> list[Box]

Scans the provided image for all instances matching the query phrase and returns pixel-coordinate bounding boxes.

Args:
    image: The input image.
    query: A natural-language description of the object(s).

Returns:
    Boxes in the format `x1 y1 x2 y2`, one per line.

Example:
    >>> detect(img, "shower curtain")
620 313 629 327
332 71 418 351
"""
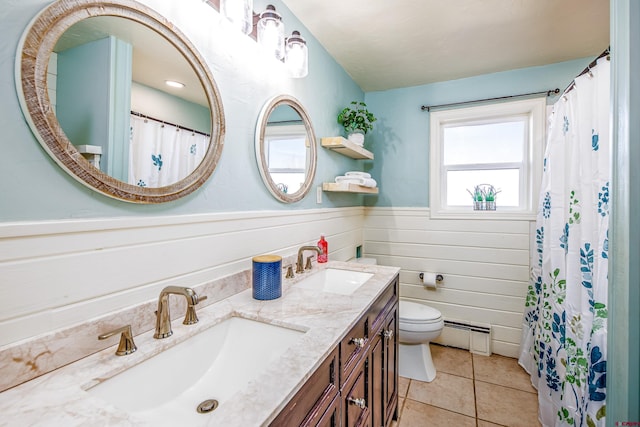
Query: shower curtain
519 56 610 427
129 114 209 188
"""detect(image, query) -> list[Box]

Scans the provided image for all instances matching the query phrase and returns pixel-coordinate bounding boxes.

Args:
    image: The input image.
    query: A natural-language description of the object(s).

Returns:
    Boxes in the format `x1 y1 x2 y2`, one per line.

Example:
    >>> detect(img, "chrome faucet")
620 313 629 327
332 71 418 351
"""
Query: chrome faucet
154 286 207 339
296 245 323 274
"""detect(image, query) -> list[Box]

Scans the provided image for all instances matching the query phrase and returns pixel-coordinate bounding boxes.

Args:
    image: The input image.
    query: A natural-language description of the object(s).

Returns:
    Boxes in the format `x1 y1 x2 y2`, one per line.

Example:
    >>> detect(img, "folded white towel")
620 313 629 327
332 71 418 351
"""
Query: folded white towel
335 176 378 188
360 178 377 188
345 171 372 178
335 176 361 184
344 172 370 178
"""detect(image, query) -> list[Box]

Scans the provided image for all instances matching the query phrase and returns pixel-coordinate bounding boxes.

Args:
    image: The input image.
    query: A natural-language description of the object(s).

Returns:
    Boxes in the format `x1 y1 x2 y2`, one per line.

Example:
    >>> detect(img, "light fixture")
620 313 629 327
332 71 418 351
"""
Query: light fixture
257 4 285 60
285 30 308 78
220 0 253 35
165 80 185 88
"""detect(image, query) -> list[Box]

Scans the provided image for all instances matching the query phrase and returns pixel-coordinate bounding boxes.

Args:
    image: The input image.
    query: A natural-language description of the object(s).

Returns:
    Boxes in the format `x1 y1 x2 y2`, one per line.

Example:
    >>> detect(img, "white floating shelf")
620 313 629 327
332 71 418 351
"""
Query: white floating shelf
321 137 374 160
322 182 379 194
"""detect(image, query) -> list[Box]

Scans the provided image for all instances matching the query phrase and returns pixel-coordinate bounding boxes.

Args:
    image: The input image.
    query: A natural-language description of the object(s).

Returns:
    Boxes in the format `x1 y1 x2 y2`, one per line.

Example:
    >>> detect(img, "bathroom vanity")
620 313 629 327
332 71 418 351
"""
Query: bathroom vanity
271 272 398 427
0 261 399 426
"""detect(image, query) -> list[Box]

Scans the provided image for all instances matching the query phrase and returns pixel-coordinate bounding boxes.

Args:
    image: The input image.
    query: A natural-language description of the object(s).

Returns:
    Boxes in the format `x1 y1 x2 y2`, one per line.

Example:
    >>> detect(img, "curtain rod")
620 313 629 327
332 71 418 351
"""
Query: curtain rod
130 111 210 137
268 119 304 125
420 89 560 112
562 47 611 95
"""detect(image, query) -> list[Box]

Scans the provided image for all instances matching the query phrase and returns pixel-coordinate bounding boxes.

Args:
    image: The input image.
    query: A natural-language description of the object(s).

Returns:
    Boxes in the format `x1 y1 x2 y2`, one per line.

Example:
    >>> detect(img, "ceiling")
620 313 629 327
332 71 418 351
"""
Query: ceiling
281 0 610 92
55 16 207 107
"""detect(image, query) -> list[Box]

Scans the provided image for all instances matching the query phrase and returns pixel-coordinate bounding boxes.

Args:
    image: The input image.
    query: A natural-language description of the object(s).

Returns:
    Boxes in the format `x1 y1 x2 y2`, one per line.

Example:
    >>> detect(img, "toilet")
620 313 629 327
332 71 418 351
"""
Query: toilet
398 300 444 382
348 258 444 382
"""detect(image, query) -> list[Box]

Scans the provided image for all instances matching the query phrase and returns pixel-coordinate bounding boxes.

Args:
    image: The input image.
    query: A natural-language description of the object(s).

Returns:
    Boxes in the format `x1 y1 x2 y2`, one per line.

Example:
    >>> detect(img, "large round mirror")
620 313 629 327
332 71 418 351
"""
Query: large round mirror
16 0 225 203
255 95 317 203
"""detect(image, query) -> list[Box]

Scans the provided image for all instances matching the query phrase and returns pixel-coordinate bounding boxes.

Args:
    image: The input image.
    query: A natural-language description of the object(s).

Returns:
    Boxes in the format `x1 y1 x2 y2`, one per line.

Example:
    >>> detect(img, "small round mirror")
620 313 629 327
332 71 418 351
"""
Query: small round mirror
255 95 317 203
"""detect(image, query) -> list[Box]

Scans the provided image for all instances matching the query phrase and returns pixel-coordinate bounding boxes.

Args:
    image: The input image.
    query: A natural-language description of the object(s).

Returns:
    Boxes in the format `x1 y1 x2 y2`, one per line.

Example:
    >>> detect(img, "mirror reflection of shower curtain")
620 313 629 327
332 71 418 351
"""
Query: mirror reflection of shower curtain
129 114 209 188
519 57 609 427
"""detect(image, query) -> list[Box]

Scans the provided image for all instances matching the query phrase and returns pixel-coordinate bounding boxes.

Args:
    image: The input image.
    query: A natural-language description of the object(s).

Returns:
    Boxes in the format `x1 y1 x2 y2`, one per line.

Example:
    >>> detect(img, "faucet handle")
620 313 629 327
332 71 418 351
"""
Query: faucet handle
305 255 315 270
183 295 207 325
284 264 295 279
98 325 137 356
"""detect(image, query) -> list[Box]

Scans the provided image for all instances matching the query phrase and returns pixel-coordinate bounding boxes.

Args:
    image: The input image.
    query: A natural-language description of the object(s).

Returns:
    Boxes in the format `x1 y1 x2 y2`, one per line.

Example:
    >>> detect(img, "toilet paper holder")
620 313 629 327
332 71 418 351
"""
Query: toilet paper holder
419 272 444 284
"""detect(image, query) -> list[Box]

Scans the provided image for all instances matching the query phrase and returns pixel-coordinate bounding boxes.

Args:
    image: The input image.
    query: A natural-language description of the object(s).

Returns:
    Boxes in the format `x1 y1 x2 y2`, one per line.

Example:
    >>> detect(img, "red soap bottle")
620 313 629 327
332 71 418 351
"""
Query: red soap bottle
317 235 328 263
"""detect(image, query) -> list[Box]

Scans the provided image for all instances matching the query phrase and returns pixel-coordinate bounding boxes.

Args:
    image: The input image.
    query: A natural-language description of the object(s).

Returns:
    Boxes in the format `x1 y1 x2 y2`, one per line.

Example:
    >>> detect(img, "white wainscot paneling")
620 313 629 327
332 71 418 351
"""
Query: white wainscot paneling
0 207 365 346
363 207 532 358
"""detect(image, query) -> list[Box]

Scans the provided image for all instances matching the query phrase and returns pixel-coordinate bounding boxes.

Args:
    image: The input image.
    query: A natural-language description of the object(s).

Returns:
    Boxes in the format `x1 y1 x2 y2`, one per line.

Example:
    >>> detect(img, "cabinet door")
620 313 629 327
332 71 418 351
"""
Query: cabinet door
369 332 384 427
382 306 398 426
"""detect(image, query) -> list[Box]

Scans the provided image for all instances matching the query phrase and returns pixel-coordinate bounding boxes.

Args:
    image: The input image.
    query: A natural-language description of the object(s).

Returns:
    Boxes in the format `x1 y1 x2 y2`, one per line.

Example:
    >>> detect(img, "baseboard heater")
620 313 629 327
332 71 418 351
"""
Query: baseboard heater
435 319 492 356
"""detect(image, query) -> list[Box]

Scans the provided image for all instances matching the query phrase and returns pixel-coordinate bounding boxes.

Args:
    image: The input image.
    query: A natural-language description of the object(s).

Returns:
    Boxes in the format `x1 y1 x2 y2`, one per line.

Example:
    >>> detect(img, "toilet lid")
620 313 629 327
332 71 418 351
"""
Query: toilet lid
399 300 442 323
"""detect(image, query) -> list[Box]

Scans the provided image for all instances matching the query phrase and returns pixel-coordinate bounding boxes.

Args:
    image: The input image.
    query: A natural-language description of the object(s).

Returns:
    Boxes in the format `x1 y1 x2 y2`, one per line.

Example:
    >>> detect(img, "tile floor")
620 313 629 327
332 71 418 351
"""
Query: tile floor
392 344 541 427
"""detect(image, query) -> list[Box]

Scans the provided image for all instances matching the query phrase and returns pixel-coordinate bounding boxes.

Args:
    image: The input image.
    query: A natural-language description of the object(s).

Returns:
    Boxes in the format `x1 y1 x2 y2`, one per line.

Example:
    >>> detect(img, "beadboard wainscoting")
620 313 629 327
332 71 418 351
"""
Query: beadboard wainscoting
362 207 531 357
0 207 365 348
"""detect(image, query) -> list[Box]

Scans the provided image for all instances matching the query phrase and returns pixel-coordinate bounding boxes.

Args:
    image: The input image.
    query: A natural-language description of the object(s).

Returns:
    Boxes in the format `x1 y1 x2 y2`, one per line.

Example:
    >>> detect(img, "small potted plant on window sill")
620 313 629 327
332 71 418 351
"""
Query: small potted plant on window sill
337 101 377 146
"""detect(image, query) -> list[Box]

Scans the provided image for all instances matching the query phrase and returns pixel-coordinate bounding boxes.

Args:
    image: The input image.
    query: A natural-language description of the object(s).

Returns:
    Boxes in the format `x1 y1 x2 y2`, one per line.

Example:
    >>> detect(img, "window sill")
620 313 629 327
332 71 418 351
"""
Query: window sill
429 208 537 221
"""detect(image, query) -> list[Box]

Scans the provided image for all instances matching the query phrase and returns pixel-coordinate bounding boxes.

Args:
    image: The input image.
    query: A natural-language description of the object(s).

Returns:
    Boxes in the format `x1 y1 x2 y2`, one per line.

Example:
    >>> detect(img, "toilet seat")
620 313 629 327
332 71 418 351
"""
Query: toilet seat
399 300 442 323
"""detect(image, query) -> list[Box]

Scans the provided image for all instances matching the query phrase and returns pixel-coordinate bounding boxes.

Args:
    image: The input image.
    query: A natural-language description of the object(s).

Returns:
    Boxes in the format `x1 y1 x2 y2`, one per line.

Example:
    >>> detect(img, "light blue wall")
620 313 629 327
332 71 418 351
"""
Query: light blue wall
0 0 363 221
131 82 212 134
363 58 594 207
57 37 114 164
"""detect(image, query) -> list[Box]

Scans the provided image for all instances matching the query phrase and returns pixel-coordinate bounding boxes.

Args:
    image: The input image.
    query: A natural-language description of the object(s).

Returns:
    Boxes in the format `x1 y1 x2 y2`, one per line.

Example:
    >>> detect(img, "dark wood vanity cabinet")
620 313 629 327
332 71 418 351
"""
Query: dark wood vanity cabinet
369 305 398 427
270 347 339 426
271 274 399 427
342 354 371 427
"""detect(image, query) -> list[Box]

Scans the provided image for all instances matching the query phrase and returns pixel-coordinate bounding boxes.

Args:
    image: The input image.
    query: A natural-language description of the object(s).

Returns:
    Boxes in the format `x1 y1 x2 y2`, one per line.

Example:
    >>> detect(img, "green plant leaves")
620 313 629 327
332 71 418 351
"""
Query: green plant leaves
337 101 376 134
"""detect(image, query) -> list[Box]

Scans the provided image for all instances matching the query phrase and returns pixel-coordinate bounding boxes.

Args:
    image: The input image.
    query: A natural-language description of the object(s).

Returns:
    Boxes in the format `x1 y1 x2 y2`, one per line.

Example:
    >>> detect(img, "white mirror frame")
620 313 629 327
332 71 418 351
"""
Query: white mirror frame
255 95 317 203
16 0 225 203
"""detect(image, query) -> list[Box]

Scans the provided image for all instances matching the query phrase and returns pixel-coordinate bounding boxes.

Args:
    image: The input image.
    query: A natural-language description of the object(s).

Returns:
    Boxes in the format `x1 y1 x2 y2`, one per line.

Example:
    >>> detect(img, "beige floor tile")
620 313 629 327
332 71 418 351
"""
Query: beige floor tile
399 399 476 427
473 353 536 393
478 421 504 427
397 397 405 420
476 381 541 427
407 372 475 417
431 344 473 378
398 376 410 398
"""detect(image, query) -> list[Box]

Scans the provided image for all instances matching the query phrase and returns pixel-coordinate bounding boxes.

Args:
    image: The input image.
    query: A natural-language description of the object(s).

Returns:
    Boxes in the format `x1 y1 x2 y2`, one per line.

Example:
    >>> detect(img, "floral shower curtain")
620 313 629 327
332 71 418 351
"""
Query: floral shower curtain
129 114 209 188
519 56 610 427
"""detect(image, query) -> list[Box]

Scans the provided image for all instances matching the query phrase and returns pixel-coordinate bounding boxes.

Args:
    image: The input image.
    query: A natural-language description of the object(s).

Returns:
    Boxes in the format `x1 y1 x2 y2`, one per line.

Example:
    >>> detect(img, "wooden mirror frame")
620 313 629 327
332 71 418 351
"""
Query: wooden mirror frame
255 95 317 203
16 0 225 203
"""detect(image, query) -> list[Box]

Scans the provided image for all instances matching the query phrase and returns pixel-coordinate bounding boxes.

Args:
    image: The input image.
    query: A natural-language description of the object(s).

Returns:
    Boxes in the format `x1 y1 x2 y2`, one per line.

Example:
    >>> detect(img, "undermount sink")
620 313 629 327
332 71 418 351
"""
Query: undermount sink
295 268 374 295
86 316 304 425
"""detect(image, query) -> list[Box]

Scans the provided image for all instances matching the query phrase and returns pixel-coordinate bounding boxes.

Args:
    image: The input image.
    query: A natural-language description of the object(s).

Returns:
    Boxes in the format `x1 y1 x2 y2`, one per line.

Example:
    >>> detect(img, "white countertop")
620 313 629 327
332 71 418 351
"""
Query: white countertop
0 261 399 426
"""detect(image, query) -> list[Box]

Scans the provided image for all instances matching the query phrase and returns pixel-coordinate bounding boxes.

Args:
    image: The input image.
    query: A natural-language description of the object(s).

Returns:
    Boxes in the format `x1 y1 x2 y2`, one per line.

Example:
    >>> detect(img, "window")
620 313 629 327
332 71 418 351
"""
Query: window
264 124 309 194
429 98 546 218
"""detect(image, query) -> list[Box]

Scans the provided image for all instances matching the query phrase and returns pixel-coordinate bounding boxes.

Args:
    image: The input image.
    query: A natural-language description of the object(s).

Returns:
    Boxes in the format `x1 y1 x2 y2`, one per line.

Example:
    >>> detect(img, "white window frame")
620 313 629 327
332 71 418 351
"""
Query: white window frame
429 97 546 219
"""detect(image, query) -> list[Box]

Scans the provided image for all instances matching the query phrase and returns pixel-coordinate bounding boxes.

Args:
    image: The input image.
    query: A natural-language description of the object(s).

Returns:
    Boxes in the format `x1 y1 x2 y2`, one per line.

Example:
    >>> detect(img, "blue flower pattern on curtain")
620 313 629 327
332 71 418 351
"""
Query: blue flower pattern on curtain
128 115 209 188
519 57 609 426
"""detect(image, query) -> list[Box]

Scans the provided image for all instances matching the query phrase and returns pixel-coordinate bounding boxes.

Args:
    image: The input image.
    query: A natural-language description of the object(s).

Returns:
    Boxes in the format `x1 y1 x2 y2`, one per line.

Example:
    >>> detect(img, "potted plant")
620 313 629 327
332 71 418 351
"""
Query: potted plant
337 101 377 146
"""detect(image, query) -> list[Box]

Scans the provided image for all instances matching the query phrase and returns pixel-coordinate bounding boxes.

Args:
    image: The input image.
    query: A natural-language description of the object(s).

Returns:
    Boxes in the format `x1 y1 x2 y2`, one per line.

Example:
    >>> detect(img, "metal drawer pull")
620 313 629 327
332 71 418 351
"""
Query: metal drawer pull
348 397 366 409
382 329 394 339
350 337 365 348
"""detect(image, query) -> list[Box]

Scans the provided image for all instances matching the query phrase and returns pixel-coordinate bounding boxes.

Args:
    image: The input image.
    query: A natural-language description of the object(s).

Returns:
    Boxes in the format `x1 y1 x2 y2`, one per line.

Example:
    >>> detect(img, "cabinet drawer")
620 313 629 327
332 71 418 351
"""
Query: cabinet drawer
270 347 339 427
340 314 368 387
342 356 370 427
